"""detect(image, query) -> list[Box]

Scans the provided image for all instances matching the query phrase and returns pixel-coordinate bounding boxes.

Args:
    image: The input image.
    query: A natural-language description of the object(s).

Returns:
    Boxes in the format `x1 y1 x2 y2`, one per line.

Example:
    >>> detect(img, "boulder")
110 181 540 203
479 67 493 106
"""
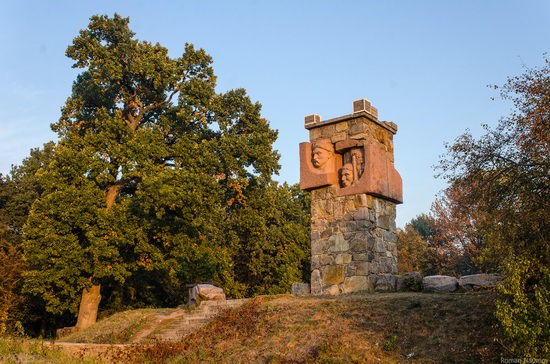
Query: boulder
189 284 226 305
396 272 423 292
459 274 500 290
375 274 399 292
292 282 311 296
422 275 458 292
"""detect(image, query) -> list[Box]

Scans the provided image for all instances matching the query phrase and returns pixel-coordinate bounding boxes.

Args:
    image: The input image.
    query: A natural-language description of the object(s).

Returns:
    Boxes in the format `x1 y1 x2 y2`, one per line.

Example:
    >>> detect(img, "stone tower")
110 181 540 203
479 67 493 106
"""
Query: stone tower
300 99 403 295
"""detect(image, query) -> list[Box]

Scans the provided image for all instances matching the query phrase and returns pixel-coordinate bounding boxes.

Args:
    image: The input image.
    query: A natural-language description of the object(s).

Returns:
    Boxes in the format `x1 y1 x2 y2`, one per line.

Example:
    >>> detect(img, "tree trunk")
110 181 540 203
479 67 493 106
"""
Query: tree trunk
74 284 101 331
39 316 46 337
74 183 119 331
105 184 121 209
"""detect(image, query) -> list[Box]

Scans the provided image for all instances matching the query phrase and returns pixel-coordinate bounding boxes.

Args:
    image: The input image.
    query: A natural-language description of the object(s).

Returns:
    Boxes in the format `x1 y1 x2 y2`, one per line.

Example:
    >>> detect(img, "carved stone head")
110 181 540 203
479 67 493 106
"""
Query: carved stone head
340 163 354 187
351 148 365 179
311 139 334 172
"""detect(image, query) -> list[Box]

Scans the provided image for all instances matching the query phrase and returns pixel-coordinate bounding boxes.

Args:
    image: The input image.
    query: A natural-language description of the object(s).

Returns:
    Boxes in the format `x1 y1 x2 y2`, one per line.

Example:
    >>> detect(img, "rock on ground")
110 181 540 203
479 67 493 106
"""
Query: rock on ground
375 274 399 292
396 272 422 292
459 274 500 290
423 275 458 292
292 283 311 295
189 284 226 305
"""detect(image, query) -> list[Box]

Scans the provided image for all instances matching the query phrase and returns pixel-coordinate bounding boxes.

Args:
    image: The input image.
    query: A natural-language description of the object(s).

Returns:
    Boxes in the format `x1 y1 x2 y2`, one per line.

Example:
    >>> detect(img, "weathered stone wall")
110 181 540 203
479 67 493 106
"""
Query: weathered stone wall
310 187 398 294
300 99 402 295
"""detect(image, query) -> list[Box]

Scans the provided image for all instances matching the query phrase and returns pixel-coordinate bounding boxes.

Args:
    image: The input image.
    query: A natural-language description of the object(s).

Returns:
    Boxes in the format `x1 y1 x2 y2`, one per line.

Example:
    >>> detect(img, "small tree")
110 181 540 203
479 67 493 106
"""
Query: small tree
396 224 432 275
438 57 550 357
428 185 490 276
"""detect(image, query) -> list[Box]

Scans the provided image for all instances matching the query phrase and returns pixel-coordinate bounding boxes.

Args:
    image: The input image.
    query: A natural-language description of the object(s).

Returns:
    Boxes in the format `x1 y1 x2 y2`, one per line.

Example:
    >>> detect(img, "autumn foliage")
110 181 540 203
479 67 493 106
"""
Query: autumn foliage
437 57 550 357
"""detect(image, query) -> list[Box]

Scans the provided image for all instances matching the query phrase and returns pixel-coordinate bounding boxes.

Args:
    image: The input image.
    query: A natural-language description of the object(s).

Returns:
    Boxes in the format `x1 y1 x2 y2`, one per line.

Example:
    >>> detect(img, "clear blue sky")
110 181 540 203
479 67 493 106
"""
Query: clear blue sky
1 1 548 227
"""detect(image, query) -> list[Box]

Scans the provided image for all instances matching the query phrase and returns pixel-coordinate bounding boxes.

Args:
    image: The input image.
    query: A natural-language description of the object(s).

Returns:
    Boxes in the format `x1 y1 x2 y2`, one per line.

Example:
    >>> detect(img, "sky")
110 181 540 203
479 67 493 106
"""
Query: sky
1 1 549 228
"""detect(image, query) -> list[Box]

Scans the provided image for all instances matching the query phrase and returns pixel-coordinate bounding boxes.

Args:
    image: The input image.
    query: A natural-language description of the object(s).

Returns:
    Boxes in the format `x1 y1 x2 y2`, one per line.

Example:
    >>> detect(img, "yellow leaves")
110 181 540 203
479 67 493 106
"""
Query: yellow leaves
137 254 153 268
227 179 249 206
103 231 118 240
279 242 291 256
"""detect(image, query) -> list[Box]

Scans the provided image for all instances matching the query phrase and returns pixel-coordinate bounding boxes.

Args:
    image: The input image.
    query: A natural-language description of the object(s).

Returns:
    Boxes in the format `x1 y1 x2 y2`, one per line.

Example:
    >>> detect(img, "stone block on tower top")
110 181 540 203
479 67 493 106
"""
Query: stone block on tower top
304 114 321 127
353 98 378 119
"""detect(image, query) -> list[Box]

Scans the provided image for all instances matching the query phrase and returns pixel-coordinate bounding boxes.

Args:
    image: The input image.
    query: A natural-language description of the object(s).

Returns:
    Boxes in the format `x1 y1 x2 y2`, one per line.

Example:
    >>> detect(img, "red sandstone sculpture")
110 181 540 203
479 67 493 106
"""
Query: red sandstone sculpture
299 141 341 190
299 100 402 204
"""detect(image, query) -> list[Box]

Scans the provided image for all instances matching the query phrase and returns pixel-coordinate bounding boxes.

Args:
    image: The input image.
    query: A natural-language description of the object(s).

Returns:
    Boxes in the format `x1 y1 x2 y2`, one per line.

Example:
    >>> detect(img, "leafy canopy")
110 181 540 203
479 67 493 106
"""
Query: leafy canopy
23 14 305 322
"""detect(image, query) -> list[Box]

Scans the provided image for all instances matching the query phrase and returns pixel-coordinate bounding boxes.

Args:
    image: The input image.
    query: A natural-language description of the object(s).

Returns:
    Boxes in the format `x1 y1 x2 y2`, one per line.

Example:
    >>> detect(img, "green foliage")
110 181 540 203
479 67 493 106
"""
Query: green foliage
396 224 433 275
383 335 398 351
225 183 310 297
438 56 550 357
0 142 55 245
0 143 55 336
19 13 309 331
408 213 434 241
496 258 549 357
401 278 422 292
24 181 124 315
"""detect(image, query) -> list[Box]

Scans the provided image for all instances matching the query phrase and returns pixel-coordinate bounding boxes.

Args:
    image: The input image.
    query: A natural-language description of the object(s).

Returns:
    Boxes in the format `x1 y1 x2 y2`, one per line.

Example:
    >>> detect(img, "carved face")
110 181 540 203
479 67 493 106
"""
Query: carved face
352 149 364 165
312 147 332 169
341 165 354 187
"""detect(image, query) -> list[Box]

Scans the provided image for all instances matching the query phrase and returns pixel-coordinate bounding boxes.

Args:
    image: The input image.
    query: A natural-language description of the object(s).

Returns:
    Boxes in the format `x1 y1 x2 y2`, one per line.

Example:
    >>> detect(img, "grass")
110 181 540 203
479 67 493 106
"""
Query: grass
0 339 98 364
60 308 178 344
1 292 504 363
134 292 503 363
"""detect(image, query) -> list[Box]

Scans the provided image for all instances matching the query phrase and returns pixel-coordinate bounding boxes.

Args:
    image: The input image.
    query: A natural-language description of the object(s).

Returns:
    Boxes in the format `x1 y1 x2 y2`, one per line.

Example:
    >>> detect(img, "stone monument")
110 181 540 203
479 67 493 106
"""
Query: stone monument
300 99 403 295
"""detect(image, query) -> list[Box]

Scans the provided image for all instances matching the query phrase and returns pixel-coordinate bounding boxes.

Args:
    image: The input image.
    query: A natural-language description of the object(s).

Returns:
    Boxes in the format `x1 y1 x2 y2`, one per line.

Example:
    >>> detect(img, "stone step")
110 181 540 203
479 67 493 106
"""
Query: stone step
143 299 249 343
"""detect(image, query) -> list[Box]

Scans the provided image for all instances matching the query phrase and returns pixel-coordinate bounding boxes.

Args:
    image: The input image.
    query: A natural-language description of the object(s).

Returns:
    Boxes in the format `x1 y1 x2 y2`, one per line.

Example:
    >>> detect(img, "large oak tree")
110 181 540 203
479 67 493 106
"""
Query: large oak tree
23 14 283 331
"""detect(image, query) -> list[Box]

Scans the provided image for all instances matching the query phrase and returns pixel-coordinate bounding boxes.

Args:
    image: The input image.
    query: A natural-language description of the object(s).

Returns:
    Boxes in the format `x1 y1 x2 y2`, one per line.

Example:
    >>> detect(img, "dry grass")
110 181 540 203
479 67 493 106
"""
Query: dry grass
132 292 502 363
0 339 98 364
3 292 502 363
60 308 178 344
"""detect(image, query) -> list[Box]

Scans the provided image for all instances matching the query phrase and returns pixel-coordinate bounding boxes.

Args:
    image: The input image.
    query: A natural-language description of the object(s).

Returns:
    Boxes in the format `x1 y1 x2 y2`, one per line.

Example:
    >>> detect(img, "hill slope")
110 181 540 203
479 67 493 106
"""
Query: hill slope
56 291 503 363
59 299 247 344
